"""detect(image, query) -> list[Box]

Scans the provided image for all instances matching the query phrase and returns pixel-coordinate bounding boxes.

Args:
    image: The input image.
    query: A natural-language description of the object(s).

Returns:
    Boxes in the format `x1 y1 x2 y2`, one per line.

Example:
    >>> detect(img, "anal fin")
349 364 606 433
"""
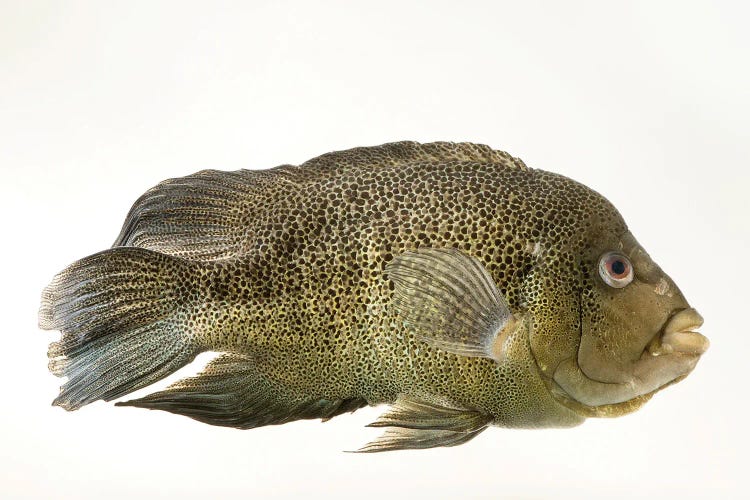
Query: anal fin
117 354 366 429
356 395 491 453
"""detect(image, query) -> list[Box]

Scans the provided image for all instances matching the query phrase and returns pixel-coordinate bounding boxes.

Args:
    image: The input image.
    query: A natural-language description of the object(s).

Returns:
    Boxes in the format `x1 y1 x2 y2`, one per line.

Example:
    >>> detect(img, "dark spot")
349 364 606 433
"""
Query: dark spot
612 260 625 275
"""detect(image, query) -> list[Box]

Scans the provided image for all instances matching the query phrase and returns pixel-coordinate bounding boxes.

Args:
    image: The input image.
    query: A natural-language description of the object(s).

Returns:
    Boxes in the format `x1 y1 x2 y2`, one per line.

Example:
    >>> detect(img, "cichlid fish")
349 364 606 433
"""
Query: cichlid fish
39 141 709 452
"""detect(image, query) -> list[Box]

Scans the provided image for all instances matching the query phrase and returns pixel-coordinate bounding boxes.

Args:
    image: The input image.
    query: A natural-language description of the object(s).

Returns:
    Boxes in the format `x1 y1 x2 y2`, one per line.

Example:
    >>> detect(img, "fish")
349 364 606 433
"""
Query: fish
38 141 709 452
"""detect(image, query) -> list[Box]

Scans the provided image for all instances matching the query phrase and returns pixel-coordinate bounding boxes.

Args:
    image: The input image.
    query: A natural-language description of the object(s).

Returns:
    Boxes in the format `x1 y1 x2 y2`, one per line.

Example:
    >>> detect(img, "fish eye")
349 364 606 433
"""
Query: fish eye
598 252 634 288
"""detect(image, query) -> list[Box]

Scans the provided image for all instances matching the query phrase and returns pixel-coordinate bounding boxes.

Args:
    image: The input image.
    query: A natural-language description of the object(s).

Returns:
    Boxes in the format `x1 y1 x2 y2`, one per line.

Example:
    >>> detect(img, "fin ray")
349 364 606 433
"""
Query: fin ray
117 354 367 428
367 395 490 431
39 247 202 410
386 247 515 360
357 395 491 453
113 143 526 262
356 427 488 453
113 169 284 261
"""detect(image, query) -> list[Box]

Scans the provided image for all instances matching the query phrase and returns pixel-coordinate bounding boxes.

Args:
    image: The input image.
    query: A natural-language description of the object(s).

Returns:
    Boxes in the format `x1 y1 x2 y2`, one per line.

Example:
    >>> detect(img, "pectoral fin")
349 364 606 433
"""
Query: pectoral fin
386 247 518 361
356 395 491 452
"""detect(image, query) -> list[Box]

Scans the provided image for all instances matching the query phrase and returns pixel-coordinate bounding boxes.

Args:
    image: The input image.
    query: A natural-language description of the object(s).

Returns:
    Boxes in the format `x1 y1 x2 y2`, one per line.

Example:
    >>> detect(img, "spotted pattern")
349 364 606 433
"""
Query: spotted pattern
116 141 630 428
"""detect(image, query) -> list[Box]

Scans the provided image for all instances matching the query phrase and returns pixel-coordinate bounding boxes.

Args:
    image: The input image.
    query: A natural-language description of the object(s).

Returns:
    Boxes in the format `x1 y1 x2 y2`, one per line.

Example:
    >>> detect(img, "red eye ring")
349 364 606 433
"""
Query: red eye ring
598 252 634 288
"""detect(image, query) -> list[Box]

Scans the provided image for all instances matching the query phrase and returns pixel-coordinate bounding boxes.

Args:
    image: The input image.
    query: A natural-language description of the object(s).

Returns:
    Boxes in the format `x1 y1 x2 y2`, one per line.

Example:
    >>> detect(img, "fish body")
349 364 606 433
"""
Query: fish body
39 141 708 451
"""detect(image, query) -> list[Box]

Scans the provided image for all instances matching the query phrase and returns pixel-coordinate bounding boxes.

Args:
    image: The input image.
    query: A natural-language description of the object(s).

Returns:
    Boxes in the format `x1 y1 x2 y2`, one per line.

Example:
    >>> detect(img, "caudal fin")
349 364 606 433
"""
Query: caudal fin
39 247 203 410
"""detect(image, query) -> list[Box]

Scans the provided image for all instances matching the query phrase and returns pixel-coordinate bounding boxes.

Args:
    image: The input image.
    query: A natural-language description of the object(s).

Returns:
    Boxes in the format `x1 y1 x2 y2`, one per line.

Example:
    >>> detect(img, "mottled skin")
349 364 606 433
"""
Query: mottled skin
40 141 707 450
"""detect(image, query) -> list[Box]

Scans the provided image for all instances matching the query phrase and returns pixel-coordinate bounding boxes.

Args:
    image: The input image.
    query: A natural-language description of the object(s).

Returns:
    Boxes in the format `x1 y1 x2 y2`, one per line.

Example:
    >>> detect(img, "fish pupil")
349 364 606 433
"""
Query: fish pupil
611 260 626 275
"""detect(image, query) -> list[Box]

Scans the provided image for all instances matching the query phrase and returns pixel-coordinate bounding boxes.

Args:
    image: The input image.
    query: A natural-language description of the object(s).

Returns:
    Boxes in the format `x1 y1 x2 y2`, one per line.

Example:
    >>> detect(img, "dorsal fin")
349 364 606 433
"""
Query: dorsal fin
113 168 301 261
300 141 527 177
113 142 525 262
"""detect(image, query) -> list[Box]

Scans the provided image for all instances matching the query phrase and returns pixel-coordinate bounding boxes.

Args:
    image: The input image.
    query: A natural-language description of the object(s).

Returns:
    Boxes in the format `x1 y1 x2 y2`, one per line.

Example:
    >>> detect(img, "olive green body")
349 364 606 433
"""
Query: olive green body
143 142 620 428
43 141 705 449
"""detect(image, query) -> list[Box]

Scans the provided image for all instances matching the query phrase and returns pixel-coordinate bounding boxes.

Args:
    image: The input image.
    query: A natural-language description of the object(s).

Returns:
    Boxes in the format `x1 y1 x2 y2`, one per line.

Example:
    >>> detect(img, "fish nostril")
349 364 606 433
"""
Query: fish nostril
654 278 671 296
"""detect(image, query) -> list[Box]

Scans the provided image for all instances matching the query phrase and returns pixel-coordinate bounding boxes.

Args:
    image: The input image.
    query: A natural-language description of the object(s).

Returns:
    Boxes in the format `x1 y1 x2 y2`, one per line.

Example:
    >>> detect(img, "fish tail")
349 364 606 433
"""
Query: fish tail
39 247 204 410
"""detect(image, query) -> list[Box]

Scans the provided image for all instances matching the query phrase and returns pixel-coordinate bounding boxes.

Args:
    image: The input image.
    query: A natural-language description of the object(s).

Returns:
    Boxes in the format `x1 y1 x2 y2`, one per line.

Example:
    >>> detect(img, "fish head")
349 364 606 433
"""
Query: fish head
540 226 709 416
519 175 708 417
580 230 708 375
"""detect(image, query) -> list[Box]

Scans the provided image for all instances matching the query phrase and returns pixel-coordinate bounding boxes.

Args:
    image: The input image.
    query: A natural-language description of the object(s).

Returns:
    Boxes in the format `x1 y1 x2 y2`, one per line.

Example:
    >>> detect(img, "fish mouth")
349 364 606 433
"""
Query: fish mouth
646 308 709 357
550 307 709 413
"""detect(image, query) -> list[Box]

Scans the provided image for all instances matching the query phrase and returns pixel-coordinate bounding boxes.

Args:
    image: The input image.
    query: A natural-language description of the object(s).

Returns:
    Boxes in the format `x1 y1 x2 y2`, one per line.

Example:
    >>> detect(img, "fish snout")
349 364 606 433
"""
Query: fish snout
648 308 709 356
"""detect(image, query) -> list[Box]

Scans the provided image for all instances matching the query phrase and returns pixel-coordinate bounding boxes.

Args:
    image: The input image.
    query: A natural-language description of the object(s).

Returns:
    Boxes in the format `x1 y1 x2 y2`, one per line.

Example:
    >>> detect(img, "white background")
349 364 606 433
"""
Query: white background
2 1 748 498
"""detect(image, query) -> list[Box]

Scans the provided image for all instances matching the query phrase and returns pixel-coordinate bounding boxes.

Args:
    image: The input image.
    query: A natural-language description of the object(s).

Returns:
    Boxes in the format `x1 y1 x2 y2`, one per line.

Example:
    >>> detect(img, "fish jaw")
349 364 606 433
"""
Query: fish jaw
551 308 708 410
552 352 703 409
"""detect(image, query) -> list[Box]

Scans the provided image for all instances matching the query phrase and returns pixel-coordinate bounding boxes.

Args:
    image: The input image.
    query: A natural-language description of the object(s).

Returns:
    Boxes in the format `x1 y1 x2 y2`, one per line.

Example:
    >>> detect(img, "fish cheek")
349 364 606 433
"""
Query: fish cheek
578 278 675 385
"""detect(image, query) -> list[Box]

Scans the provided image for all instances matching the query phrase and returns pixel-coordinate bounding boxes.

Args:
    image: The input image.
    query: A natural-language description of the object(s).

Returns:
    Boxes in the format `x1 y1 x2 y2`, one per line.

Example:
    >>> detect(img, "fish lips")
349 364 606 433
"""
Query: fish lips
647 308 709 357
